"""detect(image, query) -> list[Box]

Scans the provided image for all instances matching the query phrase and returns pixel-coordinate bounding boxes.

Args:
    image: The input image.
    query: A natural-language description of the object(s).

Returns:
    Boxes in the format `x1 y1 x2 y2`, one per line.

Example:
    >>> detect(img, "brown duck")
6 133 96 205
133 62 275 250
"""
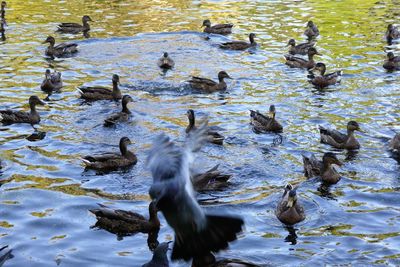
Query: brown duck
192 164 231 192
250 105 283 133
0 96 45 125
285 47 320 69
276 185 305 225
287 39 315 55
41 69 62 95
90 201 159 237
304 21 319 39
186 109 224 145
308 62 342 88
187 71 232 93
43 36 78 58
319 121 362 150
202 19 233 35
383 52 400 71
303 152 343 184
385 24 400 44
104 95 133 127
57 15 93 34
78 74 122 101
389 133 400 153
157 52 175 69
220 33 256 50
82 137 137 171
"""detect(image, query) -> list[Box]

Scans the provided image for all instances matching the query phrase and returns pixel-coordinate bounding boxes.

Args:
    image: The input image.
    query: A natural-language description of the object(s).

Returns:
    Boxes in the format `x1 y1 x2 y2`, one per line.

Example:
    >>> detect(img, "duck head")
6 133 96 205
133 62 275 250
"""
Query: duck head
307 21 315 28
163 52 169 58
322 152 343 166
29 96 46 107
43 36 55 45
387 52 396 61
112 74 120 85
287 39 296 47
82 15 93 23
1 1 6 9
217 71 232 81
311 62 326 75
269 104 277 118
249 33 256 43
347 121 362 132
202 19 211 28
119 136 132 155
308 47 321 57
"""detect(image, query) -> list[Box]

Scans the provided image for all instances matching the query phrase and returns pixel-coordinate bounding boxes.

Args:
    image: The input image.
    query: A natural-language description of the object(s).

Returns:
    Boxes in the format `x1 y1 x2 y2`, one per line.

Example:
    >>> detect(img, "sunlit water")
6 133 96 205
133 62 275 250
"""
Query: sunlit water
1 0 400 266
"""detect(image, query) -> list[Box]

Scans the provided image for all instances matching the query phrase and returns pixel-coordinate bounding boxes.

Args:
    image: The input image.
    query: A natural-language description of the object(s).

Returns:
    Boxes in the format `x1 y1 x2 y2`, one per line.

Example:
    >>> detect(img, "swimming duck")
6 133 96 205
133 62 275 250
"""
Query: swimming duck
192 252 261 267
308 62 342 88
90 201 160 237
303 152 343 184
219 33 256 50
284 47 320 69
57 15 92 34
187 71 232 93
157 52 175 69
104 95 133 127
0 96 45 125
82 137 137 171
41 69 62 96
78 74 122 101
304 21 319 39
43 36 78 58
385 24 400 44
383 52 400 71
319 121 362 150
276 185 305 225
202 19 233 35
389 133 400 153
287 39 315 55
250 105 283 133
142 242 170 267
192 164 232 192
186 109 224 145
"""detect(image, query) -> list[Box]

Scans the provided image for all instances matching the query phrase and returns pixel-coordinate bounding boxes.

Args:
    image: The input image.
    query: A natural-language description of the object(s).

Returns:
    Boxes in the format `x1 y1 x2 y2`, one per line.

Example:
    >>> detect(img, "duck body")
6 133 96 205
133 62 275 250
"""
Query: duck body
303 153 342 184
250 105 283 133
389 133 400 154
142 242 170 267
319 121 361 150
186 109 225 145
43 36 78 58
385 24 400 44
285 47 320 69
202 19 233 35
187 71 232 93
308 63 342 88
287 39 315 55
220 33 256 50
78 74 122 101
0 96 45 125
276 185 305 225
192 164 231 192
82 137 137 171
40 69 62 93
104 95 133 127
157 52 175 69
57 15 92 34
383 52 400 71
304 21 319 39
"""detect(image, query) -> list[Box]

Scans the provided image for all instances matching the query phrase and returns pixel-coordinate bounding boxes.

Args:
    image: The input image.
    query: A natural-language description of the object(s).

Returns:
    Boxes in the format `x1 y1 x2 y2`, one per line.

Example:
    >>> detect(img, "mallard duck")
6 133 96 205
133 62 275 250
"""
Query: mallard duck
284 47 320 69
186 109 224 145
304 21 319 39
157 52 175 69
57 15 92 34
319 121 362 150
104 95 133 127
385 24 400 44
383 52 400 71
82 137 137 171
192 252 260 267
43 36 78 58
40 69 62 95
308 62 342 88
287 39 315 55
389 133 400 153
0 96 45 125
142 242 170 267
78 74 122 101
250 105 283 133
90 201 160 237
202 19 233 35
0 245 13 266
187 71 232 93
219 33 256 50
276 185 305 225
192 164 231 192
303 152 343 184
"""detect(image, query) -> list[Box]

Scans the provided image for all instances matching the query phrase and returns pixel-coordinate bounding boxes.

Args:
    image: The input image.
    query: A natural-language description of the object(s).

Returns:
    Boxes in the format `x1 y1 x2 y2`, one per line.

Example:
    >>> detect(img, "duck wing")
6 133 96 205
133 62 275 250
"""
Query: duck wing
284 54 308 64
188 77 217 86
54 42 78 53
220 41 249 50
192 164 231 191
212 23 233 30
104 112 129 127
319 126 348 147
302 154 322 178
0 110 31 123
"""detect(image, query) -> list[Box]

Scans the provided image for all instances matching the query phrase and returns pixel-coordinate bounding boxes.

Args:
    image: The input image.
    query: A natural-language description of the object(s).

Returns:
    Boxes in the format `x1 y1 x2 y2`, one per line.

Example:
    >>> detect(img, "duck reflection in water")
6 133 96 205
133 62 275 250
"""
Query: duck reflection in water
317 183 337 200
284 225 298 245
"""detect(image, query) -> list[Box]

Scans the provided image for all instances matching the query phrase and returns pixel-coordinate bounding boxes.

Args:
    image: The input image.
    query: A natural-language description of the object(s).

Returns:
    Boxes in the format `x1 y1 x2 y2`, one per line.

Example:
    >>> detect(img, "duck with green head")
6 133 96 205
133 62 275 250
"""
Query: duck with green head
103 95 133 127
287 39 315 55
187 71 232 93
0 96 46 125
383 52 400 71
303 152 343 184
219 33 256 50
78 74 122 101
308 62 342 88
285 47 320 69
276 184 305 225
319 121 363 150
202 19 233 35
57 15 93 34
43 36 78 58
250 105 283 133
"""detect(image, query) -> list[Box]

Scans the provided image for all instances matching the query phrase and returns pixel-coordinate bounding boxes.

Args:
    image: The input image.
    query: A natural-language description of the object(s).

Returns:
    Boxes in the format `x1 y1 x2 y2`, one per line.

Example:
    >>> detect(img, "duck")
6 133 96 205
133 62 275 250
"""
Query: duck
202 19 233 35
304 21 319 39
250 105 283 133
82 137 137 171
78 74 122 101
104 95 133 127
287 39 315 55
385 24 400 44
157 52 175 69
319 121 362 150
186 109 224 145
383 52 400 71
308 62 342 88
90 201 160 237
219 33 256 50
284 47 320 69
276 185 305 225
57 15 92 34
43 36 78 58
187 71 232 93
142 242 170 267
303 152 343 184
40 69 62 98
0 96 45 125
192 252 261 267
192 164 232 192
389 133 400 153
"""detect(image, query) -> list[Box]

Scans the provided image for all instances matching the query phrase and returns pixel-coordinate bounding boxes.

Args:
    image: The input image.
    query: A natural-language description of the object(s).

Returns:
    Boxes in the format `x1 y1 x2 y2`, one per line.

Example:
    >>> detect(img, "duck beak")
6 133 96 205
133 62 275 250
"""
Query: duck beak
335 159 343 167
39 99 47 106
226 75 233 79
357 127 365 133
42 40 48 44
316 52 322 56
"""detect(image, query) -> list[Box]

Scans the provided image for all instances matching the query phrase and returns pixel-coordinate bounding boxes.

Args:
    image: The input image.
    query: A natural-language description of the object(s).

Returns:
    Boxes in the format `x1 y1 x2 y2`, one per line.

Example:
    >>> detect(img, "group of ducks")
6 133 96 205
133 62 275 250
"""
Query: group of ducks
1 3 400 266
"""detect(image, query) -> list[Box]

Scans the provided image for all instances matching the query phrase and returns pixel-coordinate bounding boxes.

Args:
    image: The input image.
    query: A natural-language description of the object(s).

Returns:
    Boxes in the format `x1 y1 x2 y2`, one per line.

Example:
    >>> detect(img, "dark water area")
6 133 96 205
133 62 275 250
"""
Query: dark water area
0 0 400 266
